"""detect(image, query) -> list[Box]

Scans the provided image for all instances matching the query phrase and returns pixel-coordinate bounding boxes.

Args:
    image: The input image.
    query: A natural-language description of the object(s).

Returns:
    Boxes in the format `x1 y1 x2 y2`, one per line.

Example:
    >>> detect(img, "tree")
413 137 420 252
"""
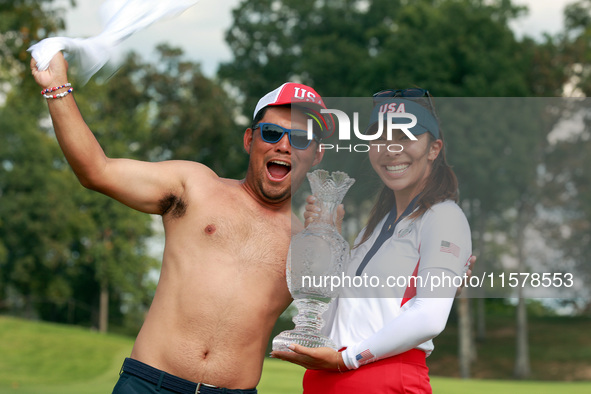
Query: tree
137 44 247 178
220 0 533 101
562 0 591 95
0 0 71 95
0 93 81 318
541 99 591 315
0 0 78 317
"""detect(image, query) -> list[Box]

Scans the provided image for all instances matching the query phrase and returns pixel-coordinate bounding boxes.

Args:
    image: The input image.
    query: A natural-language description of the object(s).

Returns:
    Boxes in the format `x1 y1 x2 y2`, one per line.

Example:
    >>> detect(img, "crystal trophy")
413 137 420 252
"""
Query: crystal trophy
272 169 355 351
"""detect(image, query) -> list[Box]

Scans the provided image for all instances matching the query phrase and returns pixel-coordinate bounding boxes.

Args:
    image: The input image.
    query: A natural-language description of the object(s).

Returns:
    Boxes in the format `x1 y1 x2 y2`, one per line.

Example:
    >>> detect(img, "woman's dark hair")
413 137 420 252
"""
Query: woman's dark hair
356 97 458 247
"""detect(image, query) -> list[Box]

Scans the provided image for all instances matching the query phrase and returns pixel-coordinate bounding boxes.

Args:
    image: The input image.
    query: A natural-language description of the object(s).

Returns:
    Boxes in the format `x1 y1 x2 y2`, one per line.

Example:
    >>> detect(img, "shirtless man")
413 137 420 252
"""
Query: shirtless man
31 52 326 393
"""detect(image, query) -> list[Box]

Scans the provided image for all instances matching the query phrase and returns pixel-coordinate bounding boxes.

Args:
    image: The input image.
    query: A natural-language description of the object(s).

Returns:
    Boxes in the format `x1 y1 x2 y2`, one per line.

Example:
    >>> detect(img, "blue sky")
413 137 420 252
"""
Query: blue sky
64 0 573 77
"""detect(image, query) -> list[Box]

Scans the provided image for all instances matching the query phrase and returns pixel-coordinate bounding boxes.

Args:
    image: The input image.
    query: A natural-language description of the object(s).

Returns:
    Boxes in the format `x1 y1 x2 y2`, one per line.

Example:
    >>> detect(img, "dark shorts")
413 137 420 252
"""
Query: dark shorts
112 358 258 394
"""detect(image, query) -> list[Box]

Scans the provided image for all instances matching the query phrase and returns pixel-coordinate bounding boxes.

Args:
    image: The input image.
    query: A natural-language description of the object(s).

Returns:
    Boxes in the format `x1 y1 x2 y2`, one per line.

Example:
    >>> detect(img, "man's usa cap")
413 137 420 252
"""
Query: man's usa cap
253 82 333 138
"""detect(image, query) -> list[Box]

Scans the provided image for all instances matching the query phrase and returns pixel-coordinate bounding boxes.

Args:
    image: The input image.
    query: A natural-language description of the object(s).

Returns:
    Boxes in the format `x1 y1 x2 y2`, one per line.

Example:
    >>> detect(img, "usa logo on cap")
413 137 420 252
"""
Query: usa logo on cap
254 82 334 138
253 82 326 119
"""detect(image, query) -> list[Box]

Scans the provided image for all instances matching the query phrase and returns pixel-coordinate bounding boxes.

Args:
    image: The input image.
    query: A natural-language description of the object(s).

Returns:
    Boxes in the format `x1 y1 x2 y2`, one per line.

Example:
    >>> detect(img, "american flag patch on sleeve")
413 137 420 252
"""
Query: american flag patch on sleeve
355 349 375 364
440 240 460 258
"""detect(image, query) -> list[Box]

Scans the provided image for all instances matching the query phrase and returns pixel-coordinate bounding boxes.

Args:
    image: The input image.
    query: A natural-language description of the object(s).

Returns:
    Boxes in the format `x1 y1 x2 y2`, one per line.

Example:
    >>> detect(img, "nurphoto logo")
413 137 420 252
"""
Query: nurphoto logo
308 104 418 153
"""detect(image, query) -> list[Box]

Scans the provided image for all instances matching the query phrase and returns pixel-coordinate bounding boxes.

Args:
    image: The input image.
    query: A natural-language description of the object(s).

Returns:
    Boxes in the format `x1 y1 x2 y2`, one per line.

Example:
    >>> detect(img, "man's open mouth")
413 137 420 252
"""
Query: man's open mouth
267 160 291 181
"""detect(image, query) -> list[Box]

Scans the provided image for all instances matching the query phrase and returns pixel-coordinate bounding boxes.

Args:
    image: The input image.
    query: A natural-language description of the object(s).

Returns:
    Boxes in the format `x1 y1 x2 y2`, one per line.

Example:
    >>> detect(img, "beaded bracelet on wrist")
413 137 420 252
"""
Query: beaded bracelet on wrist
43 88 74 99
41 83 72 95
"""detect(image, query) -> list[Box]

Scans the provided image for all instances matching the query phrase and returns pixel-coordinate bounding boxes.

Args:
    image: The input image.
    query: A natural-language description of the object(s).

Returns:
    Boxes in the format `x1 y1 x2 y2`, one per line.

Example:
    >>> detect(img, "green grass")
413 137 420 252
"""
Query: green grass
259 360 305 393
428 314 591 380
1 315 590 393
430 377 591 394
0 316 130 393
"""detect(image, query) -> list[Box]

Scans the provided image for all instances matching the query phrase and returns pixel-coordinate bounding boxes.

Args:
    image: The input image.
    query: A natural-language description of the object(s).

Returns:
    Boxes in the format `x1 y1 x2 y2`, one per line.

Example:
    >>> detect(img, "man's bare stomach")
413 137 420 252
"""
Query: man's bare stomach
131 321 269 388
129 261 290 389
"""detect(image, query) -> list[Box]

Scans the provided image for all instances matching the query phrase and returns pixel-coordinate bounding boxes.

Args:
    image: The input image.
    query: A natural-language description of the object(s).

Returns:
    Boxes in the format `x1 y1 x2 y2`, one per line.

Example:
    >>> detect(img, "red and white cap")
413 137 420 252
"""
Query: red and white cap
253 82 333 137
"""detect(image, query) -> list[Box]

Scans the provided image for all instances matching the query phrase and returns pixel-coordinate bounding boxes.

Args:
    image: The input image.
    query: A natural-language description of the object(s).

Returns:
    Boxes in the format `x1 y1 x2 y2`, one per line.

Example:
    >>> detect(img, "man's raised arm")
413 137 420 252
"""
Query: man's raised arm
31 52 208 215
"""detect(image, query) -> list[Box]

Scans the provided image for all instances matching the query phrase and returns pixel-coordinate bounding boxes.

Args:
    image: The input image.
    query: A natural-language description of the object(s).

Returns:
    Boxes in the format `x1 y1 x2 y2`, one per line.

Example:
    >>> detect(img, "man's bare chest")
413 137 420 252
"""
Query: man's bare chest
165 196 291 269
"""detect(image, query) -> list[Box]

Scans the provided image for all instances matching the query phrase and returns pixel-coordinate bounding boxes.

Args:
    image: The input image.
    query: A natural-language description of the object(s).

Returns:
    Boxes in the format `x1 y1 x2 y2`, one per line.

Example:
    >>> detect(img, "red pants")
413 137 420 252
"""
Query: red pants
303 349 431 394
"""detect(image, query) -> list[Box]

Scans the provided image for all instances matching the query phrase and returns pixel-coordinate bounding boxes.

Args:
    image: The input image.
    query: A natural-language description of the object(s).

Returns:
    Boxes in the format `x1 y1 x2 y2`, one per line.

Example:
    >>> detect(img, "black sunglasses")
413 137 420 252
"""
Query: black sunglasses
254 123 319 150
373 88 430 99
373 88 433 106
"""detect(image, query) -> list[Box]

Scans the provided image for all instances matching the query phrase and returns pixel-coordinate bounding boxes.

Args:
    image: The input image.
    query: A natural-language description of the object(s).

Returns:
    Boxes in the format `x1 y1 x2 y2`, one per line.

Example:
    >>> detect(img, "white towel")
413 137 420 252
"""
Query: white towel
28 0 201 82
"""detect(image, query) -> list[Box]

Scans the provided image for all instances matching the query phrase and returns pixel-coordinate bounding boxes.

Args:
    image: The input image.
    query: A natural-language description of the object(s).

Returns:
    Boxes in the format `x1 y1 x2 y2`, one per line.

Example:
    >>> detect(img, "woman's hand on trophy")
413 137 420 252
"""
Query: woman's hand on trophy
303 195 345 233
270 344 348 372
